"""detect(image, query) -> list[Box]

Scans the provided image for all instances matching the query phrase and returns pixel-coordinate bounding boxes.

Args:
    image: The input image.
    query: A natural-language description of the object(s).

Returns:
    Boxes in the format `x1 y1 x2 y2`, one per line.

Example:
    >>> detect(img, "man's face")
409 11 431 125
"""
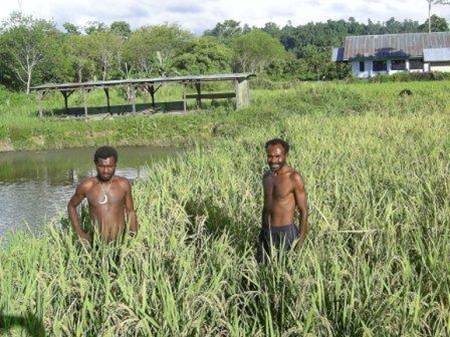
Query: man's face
95 157 116 182
266 144 287 172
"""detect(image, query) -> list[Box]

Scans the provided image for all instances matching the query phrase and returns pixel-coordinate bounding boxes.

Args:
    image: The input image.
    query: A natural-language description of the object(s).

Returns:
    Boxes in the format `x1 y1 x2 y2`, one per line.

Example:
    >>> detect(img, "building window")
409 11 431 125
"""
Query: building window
359 61 365 72
410 59 424 70
432 61 450 66
391 60 406 70
373 60 387 72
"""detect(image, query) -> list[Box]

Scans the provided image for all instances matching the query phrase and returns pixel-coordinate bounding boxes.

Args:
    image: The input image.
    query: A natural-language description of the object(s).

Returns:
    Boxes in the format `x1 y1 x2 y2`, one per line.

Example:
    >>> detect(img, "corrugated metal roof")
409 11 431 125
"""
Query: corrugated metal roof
331 47 345 62
423 48 450 62
31 73 255 91
342 32 450 60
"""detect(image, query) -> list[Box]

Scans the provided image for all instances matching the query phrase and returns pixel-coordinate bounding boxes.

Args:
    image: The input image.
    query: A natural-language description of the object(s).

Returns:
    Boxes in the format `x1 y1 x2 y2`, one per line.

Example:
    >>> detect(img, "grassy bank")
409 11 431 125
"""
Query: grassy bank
1 81 450 336
1 80 450 151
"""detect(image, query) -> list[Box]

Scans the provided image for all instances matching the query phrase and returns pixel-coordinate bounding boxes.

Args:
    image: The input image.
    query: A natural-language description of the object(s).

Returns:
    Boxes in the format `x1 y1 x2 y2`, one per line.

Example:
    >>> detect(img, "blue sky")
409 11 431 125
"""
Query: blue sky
1 0 450 34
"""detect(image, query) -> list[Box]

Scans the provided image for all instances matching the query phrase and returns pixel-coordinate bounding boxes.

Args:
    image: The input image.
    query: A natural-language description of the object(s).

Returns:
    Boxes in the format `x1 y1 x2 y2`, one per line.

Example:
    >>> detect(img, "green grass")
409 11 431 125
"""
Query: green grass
1 80 450 336
2 80 450 152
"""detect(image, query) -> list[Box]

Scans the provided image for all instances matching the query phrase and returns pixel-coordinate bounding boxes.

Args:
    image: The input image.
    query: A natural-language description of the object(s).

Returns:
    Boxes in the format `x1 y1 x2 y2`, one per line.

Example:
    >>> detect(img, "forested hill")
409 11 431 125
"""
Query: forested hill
0 13 449 93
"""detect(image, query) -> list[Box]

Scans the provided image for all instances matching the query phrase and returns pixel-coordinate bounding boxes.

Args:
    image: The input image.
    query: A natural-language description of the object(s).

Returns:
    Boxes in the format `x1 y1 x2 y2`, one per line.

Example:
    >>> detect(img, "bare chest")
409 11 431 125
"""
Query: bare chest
264 175 293 200
86 184 126 206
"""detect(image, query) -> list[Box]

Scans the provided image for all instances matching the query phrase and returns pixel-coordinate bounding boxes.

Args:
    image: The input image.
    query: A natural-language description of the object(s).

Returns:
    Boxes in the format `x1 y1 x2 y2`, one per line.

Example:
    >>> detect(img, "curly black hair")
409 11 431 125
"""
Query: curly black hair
264 138 290 154
94 146 118 163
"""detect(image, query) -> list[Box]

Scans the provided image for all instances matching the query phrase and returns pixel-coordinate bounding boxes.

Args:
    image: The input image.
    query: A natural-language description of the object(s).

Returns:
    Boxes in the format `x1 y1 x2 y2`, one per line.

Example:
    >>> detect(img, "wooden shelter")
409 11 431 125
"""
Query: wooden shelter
31 73 255 117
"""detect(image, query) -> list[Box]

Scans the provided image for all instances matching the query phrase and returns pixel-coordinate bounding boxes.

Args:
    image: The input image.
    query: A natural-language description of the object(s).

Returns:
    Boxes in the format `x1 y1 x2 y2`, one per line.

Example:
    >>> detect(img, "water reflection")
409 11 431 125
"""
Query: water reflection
0 146 177 236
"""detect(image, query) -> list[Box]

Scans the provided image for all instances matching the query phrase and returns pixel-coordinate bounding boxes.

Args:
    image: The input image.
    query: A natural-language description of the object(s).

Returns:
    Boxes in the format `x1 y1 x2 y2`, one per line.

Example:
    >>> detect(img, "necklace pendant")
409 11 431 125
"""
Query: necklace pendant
98 193 108 205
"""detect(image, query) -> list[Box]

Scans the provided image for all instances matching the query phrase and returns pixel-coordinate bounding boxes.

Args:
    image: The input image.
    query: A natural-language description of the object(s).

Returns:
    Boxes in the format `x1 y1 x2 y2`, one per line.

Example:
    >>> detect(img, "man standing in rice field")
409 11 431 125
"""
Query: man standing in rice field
67 146 138 244
258 138 308 262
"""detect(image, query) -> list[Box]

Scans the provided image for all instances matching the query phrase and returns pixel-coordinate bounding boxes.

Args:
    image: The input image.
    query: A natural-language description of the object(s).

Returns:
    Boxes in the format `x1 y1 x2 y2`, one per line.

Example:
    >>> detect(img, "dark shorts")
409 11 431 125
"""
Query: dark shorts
257 224 299 262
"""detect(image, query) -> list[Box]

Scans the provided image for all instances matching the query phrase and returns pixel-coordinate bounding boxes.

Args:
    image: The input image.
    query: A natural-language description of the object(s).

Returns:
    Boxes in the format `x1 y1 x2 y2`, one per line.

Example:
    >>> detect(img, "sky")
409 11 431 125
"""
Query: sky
1 0 450 34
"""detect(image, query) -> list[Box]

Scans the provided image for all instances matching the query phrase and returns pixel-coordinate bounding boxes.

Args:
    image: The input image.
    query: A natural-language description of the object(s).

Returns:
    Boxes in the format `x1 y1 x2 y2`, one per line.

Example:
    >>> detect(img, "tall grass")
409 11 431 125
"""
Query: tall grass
1 81 450 336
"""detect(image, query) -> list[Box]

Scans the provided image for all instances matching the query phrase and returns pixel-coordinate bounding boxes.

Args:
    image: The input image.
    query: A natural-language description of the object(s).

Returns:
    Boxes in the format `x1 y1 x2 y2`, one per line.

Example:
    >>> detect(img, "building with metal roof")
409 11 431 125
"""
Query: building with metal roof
332 32 450 78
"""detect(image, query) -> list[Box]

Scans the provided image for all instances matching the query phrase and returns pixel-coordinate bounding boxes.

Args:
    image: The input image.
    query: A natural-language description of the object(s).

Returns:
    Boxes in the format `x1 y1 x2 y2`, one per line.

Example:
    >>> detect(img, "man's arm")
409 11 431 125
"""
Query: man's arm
292 172 308 244
67 182 91 244
124 179 138 235
261 172 271 228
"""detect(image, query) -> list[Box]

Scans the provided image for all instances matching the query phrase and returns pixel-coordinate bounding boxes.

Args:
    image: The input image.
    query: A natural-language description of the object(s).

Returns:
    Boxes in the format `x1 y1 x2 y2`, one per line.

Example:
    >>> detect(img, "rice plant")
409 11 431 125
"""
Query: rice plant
1 80 449 336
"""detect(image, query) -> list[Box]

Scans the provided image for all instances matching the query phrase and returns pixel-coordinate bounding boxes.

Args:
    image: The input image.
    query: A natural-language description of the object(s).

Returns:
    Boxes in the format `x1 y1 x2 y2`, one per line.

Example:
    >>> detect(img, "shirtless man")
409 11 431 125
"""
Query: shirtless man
67 146 138 244
258 139 308 261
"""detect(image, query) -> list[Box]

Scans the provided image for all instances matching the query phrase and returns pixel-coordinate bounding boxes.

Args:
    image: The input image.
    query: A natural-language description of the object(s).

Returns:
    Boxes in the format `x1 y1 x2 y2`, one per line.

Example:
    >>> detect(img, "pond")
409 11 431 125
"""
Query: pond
0 146 178 237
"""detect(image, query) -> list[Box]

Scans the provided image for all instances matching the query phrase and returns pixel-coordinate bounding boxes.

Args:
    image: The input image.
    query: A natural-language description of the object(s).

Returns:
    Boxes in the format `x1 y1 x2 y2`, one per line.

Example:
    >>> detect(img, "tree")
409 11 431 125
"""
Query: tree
262 22 281 39
171 36 232 74
419 14 449 32
84 21 108 35
110 21 131 38
124 24 193 76
65 34 96 82
63 22 81 35
231 30 286 73
0 12 60 93
204 20 243 43
87 31 123 80
426 0 450 32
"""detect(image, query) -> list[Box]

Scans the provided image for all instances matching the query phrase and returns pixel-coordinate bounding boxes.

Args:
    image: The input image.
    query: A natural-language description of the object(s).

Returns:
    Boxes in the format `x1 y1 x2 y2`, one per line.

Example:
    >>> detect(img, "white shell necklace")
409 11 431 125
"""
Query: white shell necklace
98 178 112 205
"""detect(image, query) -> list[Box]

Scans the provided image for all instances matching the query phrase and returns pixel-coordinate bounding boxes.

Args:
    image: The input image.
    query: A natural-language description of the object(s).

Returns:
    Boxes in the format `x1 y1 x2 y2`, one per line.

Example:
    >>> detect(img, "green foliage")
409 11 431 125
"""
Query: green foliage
1 14 450 89
231 30 286 73
124 24 193 76
171 37 233 75
204 19 244 44
84 21 108 35
0 12 62 93
368 71 450 82
86 31 124 80
110 21 131 39
419 14 449 32
62 22 80 35
64 34 96 82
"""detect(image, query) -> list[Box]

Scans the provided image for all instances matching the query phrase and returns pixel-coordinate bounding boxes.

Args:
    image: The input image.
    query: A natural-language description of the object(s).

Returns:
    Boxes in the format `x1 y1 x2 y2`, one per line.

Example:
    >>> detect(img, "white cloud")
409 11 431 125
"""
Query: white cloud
1 0 450 34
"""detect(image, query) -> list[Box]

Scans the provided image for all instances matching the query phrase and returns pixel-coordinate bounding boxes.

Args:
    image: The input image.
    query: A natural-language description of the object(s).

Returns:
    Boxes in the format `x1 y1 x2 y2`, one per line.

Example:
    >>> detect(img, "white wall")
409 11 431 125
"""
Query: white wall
430 62 450 72
351 59 431 77
352 60 373 78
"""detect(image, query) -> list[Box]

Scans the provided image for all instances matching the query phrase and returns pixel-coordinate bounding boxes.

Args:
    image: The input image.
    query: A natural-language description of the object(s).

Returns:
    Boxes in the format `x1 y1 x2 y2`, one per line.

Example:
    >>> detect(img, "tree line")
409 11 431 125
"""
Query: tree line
0 12 449 93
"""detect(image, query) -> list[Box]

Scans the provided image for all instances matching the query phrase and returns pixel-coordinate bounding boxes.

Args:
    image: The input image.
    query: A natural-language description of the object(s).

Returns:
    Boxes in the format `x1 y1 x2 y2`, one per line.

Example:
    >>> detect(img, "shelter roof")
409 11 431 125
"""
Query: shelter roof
31 73 255 92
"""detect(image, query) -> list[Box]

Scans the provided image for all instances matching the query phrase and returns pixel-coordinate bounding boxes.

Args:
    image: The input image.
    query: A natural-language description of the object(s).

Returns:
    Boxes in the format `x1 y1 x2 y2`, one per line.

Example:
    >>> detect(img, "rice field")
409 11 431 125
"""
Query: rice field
1 81 449 336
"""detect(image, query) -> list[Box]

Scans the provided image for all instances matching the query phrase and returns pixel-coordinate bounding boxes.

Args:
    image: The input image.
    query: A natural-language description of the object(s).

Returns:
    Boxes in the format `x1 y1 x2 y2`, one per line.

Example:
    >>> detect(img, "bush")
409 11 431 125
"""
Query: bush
368 71 450 83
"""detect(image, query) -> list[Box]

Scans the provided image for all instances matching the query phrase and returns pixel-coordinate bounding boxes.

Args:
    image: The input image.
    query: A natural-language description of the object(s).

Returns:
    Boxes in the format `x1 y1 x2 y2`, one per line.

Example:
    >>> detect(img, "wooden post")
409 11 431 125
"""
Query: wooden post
61 91 69 114
148 85 156 108
130 85 136 113
37 91 44 118
83 88 88 117
103 88 111 114
195 82 202 109
61 90 74 115
182 82 187 113
235 78 250 109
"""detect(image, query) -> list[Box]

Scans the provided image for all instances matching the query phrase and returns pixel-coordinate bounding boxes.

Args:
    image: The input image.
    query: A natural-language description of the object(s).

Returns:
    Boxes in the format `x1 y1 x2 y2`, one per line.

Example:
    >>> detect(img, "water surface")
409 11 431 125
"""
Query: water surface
0 146 177 236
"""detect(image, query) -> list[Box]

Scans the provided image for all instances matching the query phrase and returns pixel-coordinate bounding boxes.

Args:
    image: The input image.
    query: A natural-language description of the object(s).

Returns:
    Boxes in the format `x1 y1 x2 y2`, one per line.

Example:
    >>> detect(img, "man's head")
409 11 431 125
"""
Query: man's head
265 138 289 172
94 146 118 182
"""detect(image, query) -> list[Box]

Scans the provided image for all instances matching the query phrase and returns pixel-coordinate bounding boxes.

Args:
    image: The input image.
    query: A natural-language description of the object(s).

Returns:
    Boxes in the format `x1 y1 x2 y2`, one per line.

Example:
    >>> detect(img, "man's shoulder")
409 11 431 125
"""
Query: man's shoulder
78 177 96 188
288 168 304 185
113 176 131 189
